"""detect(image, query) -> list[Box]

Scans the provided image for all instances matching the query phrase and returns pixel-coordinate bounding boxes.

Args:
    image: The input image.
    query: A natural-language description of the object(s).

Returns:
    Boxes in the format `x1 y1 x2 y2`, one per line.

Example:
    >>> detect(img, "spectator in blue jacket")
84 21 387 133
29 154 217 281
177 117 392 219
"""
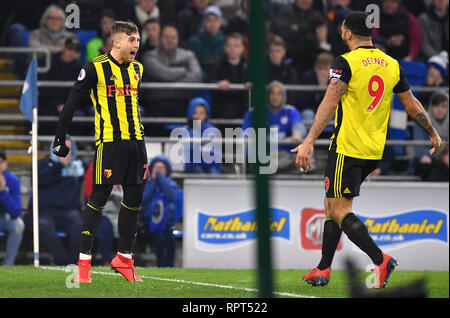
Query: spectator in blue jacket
184 97 222 174
0 149 24 265
242 81 306 173
417 52 449 108
26 136 84 265
141 155 179 267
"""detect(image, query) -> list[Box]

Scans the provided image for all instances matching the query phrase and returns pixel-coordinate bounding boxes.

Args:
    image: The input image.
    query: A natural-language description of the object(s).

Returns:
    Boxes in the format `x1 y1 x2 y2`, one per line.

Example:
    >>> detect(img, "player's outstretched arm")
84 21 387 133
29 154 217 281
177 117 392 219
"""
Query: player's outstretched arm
397 89 442 155
290 79 347 172
53 63 96 157
52 88 86 157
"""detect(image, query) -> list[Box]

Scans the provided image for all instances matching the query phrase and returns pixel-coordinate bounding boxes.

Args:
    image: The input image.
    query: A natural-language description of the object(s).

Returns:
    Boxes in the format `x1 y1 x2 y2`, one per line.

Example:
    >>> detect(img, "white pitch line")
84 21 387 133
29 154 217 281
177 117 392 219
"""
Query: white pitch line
40 266 317 298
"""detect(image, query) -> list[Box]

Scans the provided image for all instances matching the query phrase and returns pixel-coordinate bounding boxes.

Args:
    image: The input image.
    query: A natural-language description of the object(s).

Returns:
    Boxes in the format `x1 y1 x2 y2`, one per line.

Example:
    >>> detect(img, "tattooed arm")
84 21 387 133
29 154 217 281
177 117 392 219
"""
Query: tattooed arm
397 89 442 155
305 79 347 144
291 79 347 172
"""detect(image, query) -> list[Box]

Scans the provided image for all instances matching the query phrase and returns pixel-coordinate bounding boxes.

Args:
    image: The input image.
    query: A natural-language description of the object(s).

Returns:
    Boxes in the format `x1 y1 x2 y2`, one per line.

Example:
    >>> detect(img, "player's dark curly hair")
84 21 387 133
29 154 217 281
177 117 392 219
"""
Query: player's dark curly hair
343 11 373 37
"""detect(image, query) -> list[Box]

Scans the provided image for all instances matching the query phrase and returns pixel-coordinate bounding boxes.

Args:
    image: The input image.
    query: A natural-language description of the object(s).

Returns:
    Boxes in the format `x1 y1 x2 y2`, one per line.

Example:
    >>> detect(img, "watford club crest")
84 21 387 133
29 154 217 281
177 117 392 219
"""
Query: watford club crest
104 169 112 179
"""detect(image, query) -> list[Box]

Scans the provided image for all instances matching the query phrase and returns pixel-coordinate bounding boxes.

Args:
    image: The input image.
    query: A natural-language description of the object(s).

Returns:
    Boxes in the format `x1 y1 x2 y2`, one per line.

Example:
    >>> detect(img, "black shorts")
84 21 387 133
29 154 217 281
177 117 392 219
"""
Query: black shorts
324 147 379 198
93 140 148 185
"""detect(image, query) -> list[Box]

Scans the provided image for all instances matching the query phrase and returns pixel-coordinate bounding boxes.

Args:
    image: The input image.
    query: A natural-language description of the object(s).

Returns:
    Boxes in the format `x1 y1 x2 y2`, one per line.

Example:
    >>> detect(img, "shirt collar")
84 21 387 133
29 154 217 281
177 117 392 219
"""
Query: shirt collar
107 51 130 68
356 45 377 50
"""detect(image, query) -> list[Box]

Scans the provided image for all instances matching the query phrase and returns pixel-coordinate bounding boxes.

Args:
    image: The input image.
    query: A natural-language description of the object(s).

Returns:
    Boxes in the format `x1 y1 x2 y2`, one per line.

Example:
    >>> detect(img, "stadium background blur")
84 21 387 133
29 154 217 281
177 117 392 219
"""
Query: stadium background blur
0 0 448 267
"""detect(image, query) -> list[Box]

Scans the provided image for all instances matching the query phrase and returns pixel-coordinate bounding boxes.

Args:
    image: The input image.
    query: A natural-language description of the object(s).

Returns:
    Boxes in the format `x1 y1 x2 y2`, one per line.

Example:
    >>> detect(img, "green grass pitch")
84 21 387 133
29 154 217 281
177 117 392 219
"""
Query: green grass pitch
0 266 448 298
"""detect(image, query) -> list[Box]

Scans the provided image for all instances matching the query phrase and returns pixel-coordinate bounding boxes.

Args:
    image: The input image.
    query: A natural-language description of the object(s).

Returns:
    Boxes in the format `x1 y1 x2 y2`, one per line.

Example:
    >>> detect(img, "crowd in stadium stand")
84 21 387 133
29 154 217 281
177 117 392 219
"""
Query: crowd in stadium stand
1 2 447 100
0 0 448 177
0 0 448 266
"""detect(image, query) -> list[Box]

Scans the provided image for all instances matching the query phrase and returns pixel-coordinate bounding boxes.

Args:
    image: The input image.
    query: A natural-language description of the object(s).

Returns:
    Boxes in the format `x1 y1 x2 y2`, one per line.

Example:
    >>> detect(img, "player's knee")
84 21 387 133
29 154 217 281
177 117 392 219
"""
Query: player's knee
122 184 145 209
10 218 24 235
342 214 366 233
89 184 113 208
121 200 140 211
328 206 351 225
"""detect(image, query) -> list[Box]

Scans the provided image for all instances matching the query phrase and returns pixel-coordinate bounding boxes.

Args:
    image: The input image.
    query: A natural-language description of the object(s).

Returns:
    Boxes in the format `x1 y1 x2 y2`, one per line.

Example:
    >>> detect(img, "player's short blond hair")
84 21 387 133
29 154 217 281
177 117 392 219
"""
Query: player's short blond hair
111 21 139 37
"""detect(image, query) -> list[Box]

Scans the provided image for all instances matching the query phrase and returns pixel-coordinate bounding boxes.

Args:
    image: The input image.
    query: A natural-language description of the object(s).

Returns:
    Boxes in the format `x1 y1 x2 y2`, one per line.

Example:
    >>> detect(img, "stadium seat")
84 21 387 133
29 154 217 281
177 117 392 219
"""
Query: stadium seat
0 230 6 237
391 61 427 156
74 30 98 62
399 61 427 86
21 31 31 47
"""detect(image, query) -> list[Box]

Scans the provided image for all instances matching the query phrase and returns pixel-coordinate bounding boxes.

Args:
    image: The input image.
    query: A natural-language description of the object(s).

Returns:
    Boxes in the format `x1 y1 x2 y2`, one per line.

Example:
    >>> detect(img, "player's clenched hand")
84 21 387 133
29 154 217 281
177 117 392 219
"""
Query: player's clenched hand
52 137 69 157
429 133 442 156
290 142 314 173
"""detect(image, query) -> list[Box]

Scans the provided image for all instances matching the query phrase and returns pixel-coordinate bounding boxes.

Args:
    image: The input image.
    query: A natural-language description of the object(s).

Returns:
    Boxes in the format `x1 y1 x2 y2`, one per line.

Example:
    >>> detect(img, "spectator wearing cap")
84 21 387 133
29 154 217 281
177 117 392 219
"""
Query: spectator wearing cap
86 9 116 62
418 0 449 59
0 149 24 266
176 0 211 47
187 6 226 82
372 0 422 61
38 35 87 135
418 51 449 107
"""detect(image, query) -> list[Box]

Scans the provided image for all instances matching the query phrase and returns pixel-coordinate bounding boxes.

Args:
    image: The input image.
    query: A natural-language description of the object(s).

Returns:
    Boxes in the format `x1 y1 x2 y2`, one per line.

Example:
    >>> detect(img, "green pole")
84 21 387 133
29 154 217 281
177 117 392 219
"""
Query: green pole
249 0 273 298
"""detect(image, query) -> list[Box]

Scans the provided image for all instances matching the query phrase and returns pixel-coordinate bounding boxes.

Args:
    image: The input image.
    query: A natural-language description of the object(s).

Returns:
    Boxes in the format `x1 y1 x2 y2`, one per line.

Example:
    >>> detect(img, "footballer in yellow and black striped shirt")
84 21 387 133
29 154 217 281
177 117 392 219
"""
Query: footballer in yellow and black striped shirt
52 21 149 281
291 11 442 287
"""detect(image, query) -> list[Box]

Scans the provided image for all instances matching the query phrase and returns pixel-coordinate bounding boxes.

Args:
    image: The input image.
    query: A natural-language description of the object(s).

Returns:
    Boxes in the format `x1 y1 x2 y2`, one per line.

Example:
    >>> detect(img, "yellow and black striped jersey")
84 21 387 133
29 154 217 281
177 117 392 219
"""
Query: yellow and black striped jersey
74 52 144 146
328 46 410 160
